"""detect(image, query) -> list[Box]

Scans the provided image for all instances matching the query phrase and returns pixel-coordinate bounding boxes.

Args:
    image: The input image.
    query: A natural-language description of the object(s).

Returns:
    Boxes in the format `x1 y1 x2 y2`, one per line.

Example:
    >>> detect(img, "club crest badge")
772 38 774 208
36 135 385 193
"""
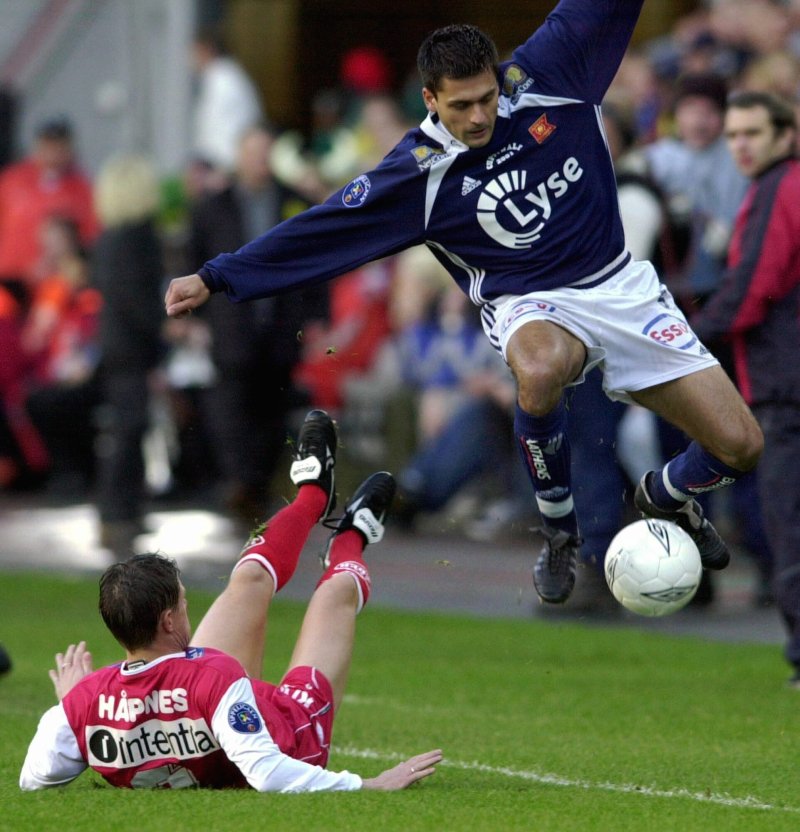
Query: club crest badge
342 174 371 208
228 702 262 734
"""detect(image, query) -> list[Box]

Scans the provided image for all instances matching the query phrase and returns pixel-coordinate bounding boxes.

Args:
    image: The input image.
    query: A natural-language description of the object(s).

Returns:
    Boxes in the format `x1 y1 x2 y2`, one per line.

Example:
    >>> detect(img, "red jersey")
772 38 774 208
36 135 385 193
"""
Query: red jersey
20 648 361 792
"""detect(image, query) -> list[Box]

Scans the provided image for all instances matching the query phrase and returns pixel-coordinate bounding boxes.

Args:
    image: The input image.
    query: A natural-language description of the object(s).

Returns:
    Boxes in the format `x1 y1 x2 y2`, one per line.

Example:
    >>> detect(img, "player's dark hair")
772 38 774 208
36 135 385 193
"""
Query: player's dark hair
417 24 499 93
99 553 181 651
727 90 797 134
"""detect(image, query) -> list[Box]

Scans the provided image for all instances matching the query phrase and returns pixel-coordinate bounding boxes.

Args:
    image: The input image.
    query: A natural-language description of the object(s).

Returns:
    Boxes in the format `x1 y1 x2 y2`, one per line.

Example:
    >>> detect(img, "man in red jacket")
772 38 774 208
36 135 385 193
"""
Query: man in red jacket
693 91 800 687
0 118 99 289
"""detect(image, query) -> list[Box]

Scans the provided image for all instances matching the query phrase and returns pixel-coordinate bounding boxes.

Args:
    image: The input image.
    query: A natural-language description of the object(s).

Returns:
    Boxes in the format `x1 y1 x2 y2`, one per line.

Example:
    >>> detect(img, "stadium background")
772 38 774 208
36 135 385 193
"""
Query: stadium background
0 0 697 175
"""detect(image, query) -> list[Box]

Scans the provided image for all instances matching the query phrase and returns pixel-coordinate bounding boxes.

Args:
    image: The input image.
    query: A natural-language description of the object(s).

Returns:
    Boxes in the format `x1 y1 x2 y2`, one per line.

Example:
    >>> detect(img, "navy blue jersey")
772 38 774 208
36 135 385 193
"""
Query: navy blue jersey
200 0 643 306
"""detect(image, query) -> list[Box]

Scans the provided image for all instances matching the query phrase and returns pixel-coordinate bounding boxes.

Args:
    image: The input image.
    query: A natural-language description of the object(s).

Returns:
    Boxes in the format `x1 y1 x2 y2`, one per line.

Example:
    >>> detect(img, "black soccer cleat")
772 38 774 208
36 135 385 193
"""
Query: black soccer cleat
290 409 337 519
533 526 582 604
634 472 730 570
321 472 396 568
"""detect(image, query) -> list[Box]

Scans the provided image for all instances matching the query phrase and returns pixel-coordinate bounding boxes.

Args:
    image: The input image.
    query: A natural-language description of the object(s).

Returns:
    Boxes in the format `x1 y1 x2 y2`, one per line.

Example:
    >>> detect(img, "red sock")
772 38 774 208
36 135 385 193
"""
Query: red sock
316 529 372 612
234 485 327 592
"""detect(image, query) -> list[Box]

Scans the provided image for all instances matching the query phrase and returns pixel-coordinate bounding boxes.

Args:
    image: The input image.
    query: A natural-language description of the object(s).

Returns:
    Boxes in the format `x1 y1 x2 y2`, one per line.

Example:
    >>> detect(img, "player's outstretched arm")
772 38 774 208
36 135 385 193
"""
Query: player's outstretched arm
165 273 211 318
48 641 94 701
361 749 443 790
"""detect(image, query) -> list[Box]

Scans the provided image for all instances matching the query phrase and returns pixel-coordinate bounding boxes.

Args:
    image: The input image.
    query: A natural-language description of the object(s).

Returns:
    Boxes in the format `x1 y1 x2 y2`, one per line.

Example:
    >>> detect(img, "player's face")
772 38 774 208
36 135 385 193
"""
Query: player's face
724 105 795 178
423 70 499 148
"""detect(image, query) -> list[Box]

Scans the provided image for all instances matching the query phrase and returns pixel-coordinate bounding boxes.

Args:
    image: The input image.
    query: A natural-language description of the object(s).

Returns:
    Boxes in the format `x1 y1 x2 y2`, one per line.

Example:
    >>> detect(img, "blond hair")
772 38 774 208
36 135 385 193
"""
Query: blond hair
95 154 160 228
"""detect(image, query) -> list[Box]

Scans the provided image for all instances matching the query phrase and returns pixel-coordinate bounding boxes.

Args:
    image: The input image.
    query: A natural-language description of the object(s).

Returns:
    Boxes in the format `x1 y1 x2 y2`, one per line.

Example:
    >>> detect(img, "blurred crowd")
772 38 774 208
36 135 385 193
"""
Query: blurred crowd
1 2 797 608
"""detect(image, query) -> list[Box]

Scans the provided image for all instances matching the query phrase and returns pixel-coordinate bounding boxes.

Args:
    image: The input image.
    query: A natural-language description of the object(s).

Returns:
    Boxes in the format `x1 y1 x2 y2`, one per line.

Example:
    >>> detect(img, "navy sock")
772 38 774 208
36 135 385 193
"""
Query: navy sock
514 400 578 536
648 441 745 509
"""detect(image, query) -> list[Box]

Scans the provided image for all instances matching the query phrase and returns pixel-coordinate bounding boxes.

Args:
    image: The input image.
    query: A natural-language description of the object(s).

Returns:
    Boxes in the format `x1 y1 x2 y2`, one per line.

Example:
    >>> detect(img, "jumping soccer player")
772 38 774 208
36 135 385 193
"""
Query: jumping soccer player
165 0 763 605
20 410 442 792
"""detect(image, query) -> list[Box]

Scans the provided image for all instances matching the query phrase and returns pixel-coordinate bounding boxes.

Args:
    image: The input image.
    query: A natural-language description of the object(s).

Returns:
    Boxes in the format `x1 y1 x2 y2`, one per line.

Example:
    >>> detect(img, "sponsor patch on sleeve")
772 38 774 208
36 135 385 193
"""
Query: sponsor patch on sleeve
342 174 371 208
502 64 534 99
410 145 448 171
227 702 262 734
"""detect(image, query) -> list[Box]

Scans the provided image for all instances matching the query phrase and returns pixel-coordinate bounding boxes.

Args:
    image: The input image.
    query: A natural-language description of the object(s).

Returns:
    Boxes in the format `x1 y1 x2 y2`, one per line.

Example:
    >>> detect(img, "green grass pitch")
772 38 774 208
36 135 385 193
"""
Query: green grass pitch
2 571 799 831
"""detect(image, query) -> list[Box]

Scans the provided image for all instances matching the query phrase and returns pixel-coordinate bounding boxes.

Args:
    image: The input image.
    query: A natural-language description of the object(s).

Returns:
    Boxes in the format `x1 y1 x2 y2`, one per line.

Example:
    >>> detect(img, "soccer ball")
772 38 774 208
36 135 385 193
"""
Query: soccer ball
604 519 702 617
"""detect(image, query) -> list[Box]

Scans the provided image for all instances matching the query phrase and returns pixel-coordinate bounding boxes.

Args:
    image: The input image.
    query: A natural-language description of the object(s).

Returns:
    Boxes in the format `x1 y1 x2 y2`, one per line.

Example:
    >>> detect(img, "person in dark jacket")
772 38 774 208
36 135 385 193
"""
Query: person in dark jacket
693 91 800 686
188 125 328 523
92 155 165 555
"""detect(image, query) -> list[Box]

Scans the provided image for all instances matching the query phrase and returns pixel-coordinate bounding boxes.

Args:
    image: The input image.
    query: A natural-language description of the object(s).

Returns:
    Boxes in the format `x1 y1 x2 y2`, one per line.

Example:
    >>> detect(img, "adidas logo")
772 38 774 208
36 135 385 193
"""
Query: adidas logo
461 176 481 196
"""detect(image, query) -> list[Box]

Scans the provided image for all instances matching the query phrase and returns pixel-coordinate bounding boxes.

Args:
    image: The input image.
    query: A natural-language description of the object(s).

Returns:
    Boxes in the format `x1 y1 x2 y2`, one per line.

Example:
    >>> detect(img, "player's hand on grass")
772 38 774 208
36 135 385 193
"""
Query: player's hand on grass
361 749 443 790
49 641 93 700
165 274 211 318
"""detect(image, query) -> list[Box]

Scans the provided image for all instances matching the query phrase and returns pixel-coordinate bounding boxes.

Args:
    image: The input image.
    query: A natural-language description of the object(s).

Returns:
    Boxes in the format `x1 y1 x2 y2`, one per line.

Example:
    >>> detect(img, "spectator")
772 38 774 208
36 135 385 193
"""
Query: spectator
645 73 749 309
693 91 800 684
293 259 394 412
23 231 101 498
21 216 89 364
191 26 265 174
389 279 517 529
91 154 165 556
188 125 328 523
0 284 49 488
0 117 98 292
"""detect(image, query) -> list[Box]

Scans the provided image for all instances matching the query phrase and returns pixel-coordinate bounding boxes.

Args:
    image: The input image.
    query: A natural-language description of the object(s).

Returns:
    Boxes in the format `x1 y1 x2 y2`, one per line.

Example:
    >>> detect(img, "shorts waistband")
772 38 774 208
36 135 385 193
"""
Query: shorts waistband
565 250 632 290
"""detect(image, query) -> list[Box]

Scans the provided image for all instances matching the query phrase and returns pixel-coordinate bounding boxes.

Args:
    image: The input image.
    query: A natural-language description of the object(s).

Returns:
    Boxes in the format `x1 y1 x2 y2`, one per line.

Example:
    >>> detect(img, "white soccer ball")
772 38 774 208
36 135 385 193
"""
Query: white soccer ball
604 519 702 617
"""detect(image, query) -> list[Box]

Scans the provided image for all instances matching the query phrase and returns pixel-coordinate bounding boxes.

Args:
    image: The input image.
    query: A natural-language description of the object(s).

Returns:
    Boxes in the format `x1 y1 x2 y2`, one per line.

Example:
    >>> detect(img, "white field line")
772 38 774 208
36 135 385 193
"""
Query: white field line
334 745 800 814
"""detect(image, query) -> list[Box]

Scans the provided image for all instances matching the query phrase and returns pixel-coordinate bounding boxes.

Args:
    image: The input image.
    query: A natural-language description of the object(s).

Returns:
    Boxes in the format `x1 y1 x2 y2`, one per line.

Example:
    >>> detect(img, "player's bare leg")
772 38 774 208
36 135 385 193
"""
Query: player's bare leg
193 410 338 678
506 319 587 416
506 320 588 603
630 365 763 570
289 472 396 709
630 364 762 469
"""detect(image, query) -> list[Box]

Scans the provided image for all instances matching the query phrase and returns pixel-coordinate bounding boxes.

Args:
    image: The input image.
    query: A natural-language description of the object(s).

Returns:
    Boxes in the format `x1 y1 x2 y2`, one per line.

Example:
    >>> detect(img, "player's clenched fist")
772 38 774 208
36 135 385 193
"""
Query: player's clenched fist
165 274 210 318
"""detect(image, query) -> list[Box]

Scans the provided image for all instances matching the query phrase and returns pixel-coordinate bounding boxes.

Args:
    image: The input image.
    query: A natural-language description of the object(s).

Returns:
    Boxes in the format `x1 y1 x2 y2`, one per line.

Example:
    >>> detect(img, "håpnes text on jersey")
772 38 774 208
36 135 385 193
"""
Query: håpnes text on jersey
98 688 188 721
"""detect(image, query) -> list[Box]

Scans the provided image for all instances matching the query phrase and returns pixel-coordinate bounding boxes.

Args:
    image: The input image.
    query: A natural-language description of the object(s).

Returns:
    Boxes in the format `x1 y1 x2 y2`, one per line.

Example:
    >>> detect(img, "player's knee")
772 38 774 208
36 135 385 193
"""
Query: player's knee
232 557 277 594
514 364 566 415
711 416 764 472
735 421 764 471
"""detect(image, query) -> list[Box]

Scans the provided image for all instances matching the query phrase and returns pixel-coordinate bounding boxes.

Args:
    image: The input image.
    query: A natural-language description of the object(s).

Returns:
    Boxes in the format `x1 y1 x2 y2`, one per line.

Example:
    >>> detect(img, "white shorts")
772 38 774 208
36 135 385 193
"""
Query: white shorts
482 259 718 404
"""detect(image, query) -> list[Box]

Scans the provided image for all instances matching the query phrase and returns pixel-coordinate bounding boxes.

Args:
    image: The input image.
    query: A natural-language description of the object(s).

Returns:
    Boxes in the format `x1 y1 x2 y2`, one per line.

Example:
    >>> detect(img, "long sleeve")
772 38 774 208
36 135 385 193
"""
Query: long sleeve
210 677 362 793
512 0 645 103
200 151 426 302
20 704 87 790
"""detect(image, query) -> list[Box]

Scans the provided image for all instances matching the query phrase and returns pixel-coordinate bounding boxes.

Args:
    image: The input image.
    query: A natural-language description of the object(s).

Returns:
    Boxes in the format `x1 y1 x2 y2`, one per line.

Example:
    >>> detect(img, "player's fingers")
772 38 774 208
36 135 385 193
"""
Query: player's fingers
410 749 443 767
406 749 443 782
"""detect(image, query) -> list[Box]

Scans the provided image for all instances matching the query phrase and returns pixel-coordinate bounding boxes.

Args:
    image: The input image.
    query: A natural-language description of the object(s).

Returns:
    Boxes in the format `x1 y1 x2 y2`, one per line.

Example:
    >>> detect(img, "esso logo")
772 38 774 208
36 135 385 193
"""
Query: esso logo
643 313 697 350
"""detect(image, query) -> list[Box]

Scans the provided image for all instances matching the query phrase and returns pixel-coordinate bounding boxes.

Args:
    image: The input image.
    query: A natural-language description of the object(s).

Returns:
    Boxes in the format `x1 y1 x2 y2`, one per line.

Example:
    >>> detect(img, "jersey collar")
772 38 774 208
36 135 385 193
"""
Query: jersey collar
420 112 469 153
